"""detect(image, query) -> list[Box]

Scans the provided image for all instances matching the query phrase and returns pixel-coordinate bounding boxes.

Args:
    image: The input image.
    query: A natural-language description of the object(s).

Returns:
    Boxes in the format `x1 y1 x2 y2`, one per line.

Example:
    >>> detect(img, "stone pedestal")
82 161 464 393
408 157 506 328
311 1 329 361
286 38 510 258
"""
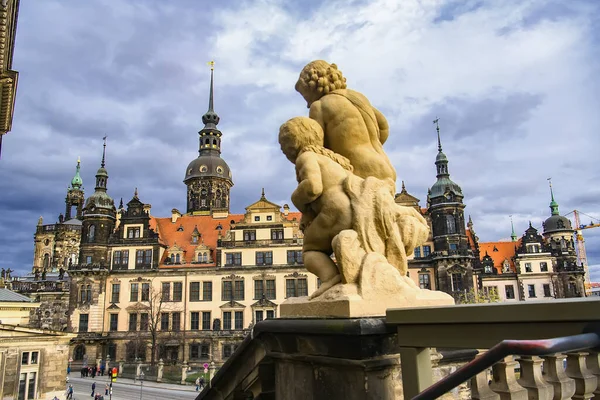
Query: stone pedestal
198 318 403 400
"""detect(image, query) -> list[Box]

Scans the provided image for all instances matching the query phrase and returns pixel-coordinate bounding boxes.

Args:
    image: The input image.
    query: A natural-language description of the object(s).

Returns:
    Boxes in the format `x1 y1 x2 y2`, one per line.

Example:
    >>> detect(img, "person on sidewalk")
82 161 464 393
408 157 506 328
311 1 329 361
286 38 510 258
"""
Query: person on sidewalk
195 377 200 391
105 383 109 396
91 381 96 397
66 384 73 400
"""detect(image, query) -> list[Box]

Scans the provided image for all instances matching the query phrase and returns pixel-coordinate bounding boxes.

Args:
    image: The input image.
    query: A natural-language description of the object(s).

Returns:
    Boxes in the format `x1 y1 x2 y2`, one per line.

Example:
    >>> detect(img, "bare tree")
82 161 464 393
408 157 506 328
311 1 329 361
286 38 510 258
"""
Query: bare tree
145 281 174 366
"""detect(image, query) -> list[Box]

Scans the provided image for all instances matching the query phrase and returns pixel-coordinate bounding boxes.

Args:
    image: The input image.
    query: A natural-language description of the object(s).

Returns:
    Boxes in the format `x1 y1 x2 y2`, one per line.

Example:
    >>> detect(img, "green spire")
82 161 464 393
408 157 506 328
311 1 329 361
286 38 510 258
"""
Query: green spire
510 215 517 242
548 178 559 216
70 157 83 190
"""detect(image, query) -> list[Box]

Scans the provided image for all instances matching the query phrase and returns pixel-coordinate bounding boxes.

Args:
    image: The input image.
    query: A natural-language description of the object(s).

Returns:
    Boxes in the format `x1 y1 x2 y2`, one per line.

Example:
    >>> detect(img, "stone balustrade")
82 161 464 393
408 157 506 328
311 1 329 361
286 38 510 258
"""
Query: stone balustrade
387 298 600 399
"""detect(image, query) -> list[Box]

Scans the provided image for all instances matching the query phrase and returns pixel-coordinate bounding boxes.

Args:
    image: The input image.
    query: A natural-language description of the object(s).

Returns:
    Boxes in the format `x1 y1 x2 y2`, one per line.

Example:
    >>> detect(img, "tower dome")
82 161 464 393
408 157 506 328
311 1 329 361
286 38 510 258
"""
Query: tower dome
542 180 572 234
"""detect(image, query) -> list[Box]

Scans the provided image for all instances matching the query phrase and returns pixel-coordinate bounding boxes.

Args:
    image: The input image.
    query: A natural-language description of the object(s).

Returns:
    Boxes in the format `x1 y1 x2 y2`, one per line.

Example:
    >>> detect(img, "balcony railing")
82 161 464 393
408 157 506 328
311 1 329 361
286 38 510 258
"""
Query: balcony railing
386 298 600 399
11 280 68 292
220 238 302 248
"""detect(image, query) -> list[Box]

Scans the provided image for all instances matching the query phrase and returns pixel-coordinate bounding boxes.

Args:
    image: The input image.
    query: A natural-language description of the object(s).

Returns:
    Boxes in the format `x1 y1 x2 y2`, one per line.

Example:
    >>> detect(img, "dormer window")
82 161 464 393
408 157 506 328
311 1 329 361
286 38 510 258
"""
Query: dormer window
267 215 272 221
127 227 141 239
254 216 260 222
216 224 223 231
177 225 184 232
484 265 492 274
192 236 198 244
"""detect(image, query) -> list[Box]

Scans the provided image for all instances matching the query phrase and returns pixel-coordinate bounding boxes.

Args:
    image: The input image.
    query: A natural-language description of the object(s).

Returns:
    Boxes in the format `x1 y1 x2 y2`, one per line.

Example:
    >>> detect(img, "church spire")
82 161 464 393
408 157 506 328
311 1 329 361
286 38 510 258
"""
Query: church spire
70 157 83 190
433 117 449 178
547 178 559 216
201 61 220 129
95 137 109 192
510 215 517 242
101 136 107 168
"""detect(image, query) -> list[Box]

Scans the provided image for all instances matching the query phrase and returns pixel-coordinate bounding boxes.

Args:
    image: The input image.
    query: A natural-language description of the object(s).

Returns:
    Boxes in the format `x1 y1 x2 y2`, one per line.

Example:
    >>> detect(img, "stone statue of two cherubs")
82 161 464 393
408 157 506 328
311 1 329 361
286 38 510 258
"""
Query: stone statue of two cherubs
279 61 453 316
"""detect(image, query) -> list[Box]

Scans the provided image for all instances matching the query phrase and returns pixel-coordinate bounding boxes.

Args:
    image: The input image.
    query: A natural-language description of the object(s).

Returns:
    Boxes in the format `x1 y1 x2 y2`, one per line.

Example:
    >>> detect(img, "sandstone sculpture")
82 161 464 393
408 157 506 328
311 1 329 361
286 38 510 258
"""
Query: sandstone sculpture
279 61 454 317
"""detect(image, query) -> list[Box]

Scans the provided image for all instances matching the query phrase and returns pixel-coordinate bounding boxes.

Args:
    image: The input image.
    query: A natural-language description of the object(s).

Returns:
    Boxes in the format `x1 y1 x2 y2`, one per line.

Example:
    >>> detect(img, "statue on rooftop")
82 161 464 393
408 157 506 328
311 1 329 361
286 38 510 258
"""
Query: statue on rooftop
279 61 454 317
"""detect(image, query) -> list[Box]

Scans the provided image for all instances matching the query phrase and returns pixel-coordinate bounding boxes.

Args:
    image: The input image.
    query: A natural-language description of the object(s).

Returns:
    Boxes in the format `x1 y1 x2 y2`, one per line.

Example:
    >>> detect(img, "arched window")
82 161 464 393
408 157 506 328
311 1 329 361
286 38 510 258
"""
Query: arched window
43 254 50 270
212 138 217 145
88 225 95 242
175 254 181 263
445 215 456 234
202 252 208 263
74 344 86 361
197 253 202 262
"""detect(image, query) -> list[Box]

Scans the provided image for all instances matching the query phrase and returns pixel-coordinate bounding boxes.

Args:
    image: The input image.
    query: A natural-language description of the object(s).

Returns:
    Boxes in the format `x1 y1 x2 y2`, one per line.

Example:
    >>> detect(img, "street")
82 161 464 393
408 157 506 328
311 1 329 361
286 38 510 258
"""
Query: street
65 376 199 400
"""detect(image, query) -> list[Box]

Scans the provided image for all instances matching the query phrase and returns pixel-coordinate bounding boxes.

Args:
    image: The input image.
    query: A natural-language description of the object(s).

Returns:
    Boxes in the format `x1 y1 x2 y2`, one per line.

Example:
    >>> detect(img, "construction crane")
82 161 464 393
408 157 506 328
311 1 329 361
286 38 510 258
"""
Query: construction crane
565 210 600 293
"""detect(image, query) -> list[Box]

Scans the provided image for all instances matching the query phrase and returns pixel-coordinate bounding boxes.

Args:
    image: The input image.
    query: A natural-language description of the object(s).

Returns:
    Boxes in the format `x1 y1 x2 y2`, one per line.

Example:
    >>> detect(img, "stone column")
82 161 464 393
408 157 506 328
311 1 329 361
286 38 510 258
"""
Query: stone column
181 360 188 385
157 359 164 383
209 361 216 382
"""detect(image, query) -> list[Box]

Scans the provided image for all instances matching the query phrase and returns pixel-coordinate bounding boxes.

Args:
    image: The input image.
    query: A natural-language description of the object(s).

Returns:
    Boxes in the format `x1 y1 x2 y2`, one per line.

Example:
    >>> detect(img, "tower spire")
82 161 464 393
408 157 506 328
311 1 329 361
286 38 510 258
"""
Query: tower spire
510 215 517 242
101 136 107 168
547 178 559 215
208 61 215 112
70 157 83 190
433 117 442 152
201 61 220 129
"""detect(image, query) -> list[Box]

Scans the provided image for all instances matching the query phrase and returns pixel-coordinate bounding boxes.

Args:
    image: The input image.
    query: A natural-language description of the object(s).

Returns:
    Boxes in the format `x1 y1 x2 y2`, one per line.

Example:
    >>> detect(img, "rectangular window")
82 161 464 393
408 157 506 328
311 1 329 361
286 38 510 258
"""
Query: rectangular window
244 230 256 241
203 281 212 301
267 215 272 221
30 352 38 365
202 312 211 330
190 282 200 301
234 311 244 330
414 247 421 258
449 243 458 250
201 345 209 359
225 252 242 266
191 312 199 330
223 345 232 359
234 280 245 300
254 280 264 300
266 310 275 319
144 250 152 265
255 310 264 323
18 372 26 400
129 313 138 331
419 273 431 289
141 283 150 301
172 312 181 331
222 281 233 301
27 372 36 400
451 273 463 292
173 282 182 301
86 256 92 264
525 262 532 273
266 279 276 299
286 279 296 298
254 216 260 222
162 282 171 301
528 284 536 298
271 229 284 240
265 251 273 265
161 313 169 330
190 344 199 359
540 262 548 272
21 352 29 365
287 250 303 264
423 245 431 257
223 312 232 330
256 251 264 265
109 314 118 331
140 313 149 330
79 314 89 332
130 283 139 302
136 250 144 267
297 278 308 297
111 283 120 303
113 251 122 267
543 284 552 297
505 285 515 299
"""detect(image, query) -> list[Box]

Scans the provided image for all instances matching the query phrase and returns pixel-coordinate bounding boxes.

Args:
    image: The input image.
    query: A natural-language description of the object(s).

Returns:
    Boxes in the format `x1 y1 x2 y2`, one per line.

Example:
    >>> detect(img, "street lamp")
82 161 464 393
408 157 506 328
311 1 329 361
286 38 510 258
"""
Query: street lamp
138 370 144 400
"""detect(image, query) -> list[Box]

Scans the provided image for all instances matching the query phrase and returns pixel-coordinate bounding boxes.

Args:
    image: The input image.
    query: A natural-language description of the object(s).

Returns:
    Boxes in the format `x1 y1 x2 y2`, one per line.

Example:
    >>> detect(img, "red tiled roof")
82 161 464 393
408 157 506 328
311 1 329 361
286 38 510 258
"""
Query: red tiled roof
478 240 521 273
152 214 244 267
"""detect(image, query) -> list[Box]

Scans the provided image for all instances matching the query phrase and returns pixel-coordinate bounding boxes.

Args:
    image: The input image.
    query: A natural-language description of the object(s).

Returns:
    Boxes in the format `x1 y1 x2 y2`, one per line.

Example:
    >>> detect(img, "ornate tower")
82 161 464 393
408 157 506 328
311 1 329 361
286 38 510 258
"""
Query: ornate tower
426 119 475 297
542 180 585 297
78 138 117 267
65 157 85 221
184 62 233 216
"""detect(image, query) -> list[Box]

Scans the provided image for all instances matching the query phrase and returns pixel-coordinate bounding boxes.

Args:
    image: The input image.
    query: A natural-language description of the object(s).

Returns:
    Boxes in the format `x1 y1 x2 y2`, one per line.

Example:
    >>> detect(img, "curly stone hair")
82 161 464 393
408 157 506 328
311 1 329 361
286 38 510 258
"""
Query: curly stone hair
295 60 347 98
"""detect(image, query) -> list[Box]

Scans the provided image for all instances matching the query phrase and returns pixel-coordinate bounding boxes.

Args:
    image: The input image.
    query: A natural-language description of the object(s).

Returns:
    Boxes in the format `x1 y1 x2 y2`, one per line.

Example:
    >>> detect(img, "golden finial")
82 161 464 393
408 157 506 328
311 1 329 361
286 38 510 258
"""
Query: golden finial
207 60 215 70
77 156 81 163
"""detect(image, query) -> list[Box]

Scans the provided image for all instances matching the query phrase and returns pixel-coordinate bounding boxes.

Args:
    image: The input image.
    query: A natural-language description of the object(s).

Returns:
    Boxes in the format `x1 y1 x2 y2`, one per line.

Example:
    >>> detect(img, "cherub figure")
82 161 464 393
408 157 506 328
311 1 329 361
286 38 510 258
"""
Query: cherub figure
279 117 354 295
295 60 397 193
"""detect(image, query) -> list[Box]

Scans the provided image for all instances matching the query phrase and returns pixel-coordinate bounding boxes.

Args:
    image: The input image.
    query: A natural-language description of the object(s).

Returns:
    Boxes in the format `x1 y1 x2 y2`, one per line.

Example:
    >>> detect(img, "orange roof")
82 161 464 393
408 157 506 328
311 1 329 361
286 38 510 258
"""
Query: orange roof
478 240 521 273
150 211 303 268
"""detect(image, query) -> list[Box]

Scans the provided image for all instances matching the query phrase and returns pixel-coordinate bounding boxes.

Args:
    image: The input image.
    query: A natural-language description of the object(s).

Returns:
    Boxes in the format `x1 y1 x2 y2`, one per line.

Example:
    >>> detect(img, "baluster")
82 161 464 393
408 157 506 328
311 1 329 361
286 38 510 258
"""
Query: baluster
489 356 528 400
517 355 553 400
566 352 597 400
471 366 500 400
585 352 600 398
543 354 576 400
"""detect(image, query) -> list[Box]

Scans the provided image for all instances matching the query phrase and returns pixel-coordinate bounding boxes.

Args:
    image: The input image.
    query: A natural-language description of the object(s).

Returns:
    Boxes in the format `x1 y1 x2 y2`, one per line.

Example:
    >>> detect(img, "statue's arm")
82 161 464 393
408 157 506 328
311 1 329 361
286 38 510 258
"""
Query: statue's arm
373 107 390 144
291 155 323 212
309 101 325 132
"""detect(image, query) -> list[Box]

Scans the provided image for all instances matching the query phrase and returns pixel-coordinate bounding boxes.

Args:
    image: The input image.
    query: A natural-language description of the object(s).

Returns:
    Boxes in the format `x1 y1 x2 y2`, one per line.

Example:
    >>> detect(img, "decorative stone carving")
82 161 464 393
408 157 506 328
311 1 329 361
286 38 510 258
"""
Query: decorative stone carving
279 60 453 317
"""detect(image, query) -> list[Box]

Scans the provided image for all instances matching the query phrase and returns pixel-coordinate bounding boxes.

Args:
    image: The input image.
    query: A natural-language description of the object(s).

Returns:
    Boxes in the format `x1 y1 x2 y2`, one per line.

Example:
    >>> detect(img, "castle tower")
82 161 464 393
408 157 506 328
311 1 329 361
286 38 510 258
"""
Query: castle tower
65 157 85 221
542 180 585 297
426 119 475 297
183 62 233 216
78 138 116 267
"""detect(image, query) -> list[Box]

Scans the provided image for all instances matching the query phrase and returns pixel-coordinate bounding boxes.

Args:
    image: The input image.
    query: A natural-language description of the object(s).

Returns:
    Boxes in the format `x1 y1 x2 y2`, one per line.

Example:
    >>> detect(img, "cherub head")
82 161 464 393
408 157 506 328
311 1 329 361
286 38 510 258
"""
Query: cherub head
295 60 347 108
279 117 324 163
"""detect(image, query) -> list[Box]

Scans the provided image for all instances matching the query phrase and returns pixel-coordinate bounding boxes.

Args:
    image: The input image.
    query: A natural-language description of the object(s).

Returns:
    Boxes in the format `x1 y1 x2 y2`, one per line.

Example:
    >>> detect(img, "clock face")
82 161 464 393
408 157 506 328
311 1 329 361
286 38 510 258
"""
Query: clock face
201 189 208 196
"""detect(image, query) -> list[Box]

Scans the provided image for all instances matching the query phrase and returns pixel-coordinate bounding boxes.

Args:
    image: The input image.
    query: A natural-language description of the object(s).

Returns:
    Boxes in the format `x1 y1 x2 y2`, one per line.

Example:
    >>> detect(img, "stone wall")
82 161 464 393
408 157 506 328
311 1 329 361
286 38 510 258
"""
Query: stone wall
27 291 70 331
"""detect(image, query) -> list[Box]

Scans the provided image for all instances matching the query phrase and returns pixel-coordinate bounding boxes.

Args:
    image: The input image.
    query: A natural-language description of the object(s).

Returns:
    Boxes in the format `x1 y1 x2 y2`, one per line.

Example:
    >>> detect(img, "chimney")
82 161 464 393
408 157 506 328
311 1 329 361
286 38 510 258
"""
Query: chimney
171 208 182 223
143 203 152 215
283 204 290 216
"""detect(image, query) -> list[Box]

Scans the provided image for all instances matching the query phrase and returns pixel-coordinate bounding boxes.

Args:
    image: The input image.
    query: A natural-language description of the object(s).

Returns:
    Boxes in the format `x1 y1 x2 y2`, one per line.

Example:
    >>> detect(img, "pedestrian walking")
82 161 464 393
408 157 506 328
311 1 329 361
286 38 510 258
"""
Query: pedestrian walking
105 383 109 396
91 381 96 397
195 376 200 391
66 384 74 400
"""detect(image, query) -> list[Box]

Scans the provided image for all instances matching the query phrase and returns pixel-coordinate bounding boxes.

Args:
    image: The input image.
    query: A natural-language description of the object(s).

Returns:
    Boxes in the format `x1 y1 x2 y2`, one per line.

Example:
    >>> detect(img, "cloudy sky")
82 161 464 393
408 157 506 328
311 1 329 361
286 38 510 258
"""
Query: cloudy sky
1 0 599 279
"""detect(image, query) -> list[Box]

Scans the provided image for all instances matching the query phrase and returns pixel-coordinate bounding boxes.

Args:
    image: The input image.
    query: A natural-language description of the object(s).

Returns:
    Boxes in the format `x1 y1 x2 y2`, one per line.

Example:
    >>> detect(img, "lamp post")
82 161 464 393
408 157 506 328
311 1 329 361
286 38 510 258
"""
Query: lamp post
138 371 144 400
